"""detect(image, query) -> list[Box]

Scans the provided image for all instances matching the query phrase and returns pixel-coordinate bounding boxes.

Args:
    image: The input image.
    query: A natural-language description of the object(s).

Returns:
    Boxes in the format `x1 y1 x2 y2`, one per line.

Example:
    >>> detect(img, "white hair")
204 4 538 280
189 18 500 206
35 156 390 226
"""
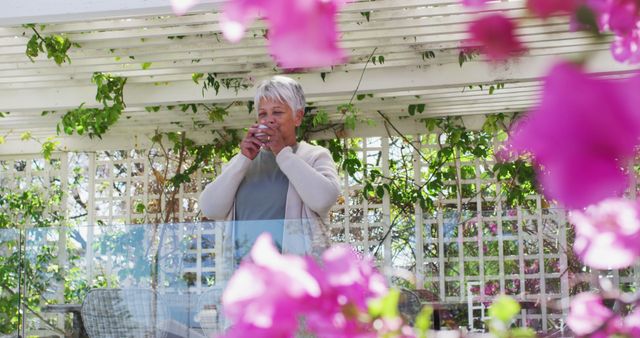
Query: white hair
254 75 306 115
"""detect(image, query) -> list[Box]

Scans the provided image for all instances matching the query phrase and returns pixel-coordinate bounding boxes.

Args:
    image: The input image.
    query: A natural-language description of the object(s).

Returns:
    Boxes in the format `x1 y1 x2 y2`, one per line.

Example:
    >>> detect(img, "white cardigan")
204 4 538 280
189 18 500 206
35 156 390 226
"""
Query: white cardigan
199 141 340 268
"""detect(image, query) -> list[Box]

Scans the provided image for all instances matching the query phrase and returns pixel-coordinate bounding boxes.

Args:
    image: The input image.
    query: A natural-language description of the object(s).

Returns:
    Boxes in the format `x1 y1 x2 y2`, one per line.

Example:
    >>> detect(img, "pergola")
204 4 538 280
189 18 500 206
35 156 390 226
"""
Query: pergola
1 0 639 337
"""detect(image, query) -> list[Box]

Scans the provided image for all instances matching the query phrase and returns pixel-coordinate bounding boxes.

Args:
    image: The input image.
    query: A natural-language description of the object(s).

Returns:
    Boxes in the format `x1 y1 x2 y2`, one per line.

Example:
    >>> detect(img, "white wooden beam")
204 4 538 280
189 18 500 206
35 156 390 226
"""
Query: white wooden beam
0 0 224 26
0 49 635 112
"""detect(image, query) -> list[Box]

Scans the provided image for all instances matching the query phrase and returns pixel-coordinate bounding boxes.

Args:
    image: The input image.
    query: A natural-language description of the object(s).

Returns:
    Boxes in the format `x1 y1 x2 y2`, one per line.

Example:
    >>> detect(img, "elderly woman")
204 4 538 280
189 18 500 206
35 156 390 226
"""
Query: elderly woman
199 75 340 267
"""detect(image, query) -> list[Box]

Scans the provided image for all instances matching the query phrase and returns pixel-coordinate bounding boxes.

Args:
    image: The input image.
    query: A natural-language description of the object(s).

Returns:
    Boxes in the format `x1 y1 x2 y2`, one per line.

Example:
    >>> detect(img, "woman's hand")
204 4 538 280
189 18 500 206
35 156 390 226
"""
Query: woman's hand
261 121 287 155
240 124 264 160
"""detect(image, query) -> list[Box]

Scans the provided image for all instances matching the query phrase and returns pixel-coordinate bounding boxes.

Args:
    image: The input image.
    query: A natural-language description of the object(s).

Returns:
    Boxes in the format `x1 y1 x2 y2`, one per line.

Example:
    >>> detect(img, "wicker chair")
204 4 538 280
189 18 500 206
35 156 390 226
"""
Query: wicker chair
81 288 169 338
399 288 424 325
194 286 225 337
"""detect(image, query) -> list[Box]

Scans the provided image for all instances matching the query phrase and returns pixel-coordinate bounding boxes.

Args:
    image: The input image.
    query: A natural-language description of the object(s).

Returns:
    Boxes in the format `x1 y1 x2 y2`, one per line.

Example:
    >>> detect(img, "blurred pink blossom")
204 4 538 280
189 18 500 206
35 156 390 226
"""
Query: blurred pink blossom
170 0 200 16
624 307 640 336
488 222 498 235
567 292 640 337
569 197 640 269
590 0 639 34
462 0 488 7
484 281 499 295
464 13 526 62
527 0 580 18
221 233 321 337
587 0 640 62
567 293 614 336
220 0 352 68
221 234 400 338
305 245 389 336
507 62 640 209
170 0 351 68
611 31 640 63
322 245 388 309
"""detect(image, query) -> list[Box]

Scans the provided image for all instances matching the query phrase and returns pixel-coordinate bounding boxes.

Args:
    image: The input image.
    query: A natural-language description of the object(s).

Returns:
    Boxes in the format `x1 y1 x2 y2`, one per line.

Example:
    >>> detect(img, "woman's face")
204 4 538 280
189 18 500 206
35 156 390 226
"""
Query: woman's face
257 98 303 145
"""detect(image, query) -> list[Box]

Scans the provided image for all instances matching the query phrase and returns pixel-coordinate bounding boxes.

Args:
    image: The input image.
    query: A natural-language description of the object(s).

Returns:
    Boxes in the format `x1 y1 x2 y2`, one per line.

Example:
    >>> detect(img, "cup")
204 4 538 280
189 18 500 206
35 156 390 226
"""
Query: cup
255 124 269 142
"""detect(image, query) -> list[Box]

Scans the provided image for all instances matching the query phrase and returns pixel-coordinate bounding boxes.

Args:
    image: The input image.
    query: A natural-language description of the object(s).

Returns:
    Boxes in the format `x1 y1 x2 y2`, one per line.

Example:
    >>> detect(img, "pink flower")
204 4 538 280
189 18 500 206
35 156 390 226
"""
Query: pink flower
322 245 388 309
507 62 640 209
462 0 489 7
527 0 580 18
567 293 614 336
565 292 640 337
609 0 639 34
305 245 388 337
586 0 640 63
611 31 640 63
221 233 321 337
484 282 499 295
569 198 640 269
221 234 394 337
624 307 640 336
170 0 200 16
488 222 498 235
464 14 526 62
220 0 352 68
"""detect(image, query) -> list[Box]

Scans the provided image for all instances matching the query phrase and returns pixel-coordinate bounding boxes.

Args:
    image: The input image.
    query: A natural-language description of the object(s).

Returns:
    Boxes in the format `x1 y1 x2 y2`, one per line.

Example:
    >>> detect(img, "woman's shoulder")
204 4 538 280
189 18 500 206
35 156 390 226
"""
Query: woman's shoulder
296 141 330 156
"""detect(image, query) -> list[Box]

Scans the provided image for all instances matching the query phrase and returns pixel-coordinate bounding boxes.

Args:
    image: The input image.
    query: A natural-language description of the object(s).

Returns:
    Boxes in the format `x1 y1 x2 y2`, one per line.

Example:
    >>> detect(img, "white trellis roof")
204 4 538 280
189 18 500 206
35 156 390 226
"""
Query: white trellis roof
0 0 637 154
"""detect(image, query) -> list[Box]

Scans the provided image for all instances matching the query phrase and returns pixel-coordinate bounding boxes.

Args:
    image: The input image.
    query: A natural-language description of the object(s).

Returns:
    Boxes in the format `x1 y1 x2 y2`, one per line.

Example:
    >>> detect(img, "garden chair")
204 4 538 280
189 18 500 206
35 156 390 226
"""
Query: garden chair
194 286 225 337
80 288 169 338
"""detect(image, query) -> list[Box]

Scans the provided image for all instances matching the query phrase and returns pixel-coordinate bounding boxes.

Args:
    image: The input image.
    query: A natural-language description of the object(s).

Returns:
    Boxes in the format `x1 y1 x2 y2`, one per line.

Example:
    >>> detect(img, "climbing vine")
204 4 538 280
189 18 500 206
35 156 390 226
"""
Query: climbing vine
192 73 254 95
54 72 128 138
23 24 79 66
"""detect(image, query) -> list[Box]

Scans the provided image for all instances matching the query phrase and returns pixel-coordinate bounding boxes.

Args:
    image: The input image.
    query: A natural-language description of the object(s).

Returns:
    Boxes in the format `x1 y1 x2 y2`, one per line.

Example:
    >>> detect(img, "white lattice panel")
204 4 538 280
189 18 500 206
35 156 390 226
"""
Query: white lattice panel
329 137 392 263
406 130 571 332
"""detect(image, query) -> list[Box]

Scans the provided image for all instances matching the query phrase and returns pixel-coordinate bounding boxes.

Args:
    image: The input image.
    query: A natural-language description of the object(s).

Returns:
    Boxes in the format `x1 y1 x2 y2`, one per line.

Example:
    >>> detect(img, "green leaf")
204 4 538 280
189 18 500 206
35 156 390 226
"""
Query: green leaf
416 103 425 114
424 118 437 131
356 94 366 101
20 132 32 141
414 306 434 338
320 72 327 82
489 295 521 323
25 35 40 61
422 51 436 60
134 202 146 213
509 327 536 337
345 114 357 130
458 51 466 67
368 289 400 318
489 85 495 95
192 73 204 84
408 104 416 116
208 106 228 122
0 112 8 118
360 11 371 22
141 62 152 70
312 111 329 127
151 133 163 143
0 136 5 145
575 4 600 35
41 137 59 161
